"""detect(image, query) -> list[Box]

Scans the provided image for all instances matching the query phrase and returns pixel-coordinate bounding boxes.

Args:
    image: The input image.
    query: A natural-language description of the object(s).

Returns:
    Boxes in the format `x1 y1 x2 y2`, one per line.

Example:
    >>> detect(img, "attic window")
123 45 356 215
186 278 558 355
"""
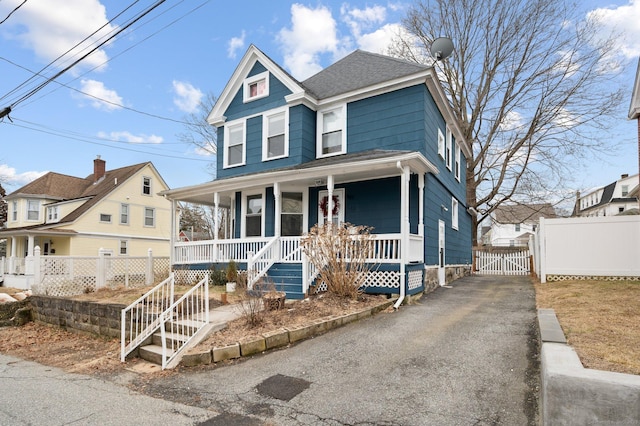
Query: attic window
142 177 151 195
243 71 269 102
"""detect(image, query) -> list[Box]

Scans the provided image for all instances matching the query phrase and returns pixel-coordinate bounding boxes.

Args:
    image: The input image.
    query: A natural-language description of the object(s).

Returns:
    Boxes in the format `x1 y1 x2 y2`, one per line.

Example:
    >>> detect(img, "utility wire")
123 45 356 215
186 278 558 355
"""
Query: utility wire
0 0 27 25
5 0 167 110
0 0 141 105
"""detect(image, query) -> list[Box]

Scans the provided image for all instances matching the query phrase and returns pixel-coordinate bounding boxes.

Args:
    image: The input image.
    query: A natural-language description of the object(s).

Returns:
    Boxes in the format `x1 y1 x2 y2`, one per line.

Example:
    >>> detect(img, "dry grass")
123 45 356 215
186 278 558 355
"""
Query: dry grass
534 279 640 376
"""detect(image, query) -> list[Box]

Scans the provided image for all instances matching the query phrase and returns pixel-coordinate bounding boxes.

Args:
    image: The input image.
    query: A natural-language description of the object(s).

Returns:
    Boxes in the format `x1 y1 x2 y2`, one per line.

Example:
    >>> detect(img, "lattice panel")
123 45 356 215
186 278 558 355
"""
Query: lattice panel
107 257 148 287
546 275 640 282
407 269 423 290
364 270 400 289
153 258 171 281
174 269 209 286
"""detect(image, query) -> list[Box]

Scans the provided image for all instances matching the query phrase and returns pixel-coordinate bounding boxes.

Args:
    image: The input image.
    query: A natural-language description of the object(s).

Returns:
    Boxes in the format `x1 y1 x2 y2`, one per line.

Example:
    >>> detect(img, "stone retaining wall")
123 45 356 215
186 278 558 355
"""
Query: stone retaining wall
30 295 125 338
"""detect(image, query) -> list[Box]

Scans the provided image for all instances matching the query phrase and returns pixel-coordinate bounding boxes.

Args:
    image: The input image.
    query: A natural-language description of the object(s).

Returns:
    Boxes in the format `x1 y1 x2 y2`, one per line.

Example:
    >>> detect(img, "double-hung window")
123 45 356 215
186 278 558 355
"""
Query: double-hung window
281 192 303 236
144 207 155 227
11 201 17 221
446 127 452 170
142 177 151 195
119 240 128 255
454 143 461 181
318 105 346 157
120 204 129 225
437 128 445 159
263 109 287 160
47 206 59 222
243 71 269 102
224 120 245 168
27 200 40 221
452 198 459 230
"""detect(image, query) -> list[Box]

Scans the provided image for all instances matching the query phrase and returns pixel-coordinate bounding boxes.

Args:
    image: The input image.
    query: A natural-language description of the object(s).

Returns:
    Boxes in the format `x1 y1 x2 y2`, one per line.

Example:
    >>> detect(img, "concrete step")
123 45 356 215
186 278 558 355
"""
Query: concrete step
139 344 175 365
152 331 190 347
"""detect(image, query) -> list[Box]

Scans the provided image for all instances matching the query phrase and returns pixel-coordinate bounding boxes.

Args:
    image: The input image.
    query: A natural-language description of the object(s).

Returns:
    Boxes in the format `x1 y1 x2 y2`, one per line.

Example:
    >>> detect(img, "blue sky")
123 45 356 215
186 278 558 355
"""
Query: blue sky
0 0 639 195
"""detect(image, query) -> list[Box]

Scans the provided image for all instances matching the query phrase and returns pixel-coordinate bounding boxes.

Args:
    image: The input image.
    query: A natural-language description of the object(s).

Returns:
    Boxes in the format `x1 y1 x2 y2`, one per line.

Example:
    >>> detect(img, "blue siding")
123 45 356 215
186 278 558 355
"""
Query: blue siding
348 86 425 154
342 178 401 233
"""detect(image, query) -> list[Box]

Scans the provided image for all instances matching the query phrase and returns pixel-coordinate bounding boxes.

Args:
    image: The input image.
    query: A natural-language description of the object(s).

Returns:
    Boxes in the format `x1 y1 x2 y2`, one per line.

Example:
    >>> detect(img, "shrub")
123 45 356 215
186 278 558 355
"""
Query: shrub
301 222 375 300
208 265 226 287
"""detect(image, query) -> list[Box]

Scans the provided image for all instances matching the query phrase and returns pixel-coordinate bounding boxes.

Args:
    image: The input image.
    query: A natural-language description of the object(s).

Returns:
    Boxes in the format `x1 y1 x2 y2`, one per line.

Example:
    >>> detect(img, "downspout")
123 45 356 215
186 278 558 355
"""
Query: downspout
394 161 409 309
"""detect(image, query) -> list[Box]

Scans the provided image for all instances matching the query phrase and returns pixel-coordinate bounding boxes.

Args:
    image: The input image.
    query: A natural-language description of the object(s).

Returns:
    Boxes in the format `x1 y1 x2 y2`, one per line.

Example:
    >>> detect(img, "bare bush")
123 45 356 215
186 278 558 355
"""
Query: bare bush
301 223 375 300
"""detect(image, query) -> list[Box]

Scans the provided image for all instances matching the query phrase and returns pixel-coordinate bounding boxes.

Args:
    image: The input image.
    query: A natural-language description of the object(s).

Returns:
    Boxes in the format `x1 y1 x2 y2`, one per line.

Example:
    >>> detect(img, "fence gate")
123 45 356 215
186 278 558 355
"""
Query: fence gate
474 249 531 275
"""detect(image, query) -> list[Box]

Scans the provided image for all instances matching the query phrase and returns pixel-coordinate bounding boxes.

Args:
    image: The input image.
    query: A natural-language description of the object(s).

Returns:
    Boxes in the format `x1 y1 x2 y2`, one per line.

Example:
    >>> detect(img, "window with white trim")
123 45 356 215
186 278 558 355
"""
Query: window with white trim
263 109 288 160
224 120 245 168
317 105 346 157
452 198 459 230
142 177 151 195
120 203 129 225
144 207 155 227
281 192 303 236
26 199 40 221
446 127 452 170
454 142 461 181
245 194 263 237
100 213 112 223
119 240 128 255
621 185 629 196
437 128 445 159
243 71 269 102
11 201 17 221
47 206 59 223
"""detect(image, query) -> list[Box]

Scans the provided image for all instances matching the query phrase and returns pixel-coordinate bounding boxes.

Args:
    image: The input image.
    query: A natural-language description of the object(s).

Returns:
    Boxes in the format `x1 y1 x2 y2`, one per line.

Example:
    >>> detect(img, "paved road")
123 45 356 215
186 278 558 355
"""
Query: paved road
130 275 540 425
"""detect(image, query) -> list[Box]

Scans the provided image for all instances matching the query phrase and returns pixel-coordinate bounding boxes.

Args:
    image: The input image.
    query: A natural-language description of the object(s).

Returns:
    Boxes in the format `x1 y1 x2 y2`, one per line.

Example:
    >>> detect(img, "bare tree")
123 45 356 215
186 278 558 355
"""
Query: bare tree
176 92 218 177
390 0 625 244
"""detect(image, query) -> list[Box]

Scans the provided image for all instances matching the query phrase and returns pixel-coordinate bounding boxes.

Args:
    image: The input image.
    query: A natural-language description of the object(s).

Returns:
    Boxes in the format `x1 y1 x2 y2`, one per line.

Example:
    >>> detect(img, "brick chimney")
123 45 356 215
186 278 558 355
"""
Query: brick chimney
93 155 106 182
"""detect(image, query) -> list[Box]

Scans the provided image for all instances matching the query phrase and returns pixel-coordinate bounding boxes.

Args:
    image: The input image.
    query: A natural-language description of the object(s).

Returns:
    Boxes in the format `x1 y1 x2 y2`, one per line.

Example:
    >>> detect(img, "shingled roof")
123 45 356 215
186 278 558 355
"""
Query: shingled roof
494 203 557 224
301 50 429 100
4 162 150 229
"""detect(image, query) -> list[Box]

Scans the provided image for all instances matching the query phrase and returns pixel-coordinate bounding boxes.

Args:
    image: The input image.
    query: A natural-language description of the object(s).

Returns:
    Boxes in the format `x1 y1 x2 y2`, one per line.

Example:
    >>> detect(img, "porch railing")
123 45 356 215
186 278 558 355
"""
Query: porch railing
173 234 423 265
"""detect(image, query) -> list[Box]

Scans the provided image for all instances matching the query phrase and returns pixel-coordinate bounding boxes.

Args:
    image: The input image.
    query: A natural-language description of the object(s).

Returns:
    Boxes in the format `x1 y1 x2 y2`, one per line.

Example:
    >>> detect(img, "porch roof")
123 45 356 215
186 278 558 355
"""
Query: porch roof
161 150 437 205
0 226 78 237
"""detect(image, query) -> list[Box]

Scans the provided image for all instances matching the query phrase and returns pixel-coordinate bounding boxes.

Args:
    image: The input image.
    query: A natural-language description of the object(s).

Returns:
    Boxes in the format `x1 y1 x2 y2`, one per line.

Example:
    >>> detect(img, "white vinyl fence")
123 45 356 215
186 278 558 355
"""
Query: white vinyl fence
32 247 170 297
474 249 531 275
530 216 640 283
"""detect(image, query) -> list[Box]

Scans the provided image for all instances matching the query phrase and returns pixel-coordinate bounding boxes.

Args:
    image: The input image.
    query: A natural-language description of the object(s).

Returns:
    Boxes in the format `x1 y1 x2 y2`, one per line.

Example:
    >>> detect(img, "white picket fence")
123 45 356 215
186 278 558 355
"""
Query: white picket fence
474 249 531 275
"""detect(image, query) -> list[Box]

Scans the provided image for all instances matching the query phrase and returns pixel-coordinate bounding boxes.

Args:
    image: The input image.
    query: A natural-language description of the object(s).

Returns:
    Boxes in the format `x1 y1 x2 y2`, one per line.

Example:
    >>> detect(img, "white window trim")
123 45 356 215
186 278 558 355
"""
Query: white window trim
241 190 265 238
318 188 346 225
26 199 40 222
47 206 59 223
445 127 452 170
262 107 289 161
120 203 129 225
142 176 152 196
243 71 269 103
454 143 461 182
437 128 445 159
144 207 156 228
317 104 347 158
452 198 459 230
100 213 112 223
223 119 246 168
11 201 17 222
119 240 129 256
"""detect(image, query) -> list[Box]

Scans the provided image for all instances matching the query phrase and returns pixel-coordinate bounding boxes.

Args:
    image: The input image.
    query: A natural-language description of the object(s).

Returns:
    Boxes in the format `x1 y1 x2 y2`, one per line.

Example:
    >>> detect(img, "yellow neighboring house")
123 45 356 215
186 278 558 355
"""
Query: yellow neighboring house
0 157 172 287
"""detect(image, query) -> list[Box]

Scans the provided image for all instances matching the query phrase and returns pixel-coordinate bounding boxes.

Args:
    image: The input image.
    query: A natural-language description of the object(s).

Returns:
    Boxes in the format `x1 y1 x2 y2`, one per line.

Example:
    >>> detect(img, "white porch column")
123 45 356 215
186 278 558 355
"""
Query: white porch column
274 182 282 237
27 235 35 257
394 164 410 309
170 199 177 267
214 192 220 241
327 175 334 224
10 236 16 257
9 236 16 274
418 173 425 237
25 236 35 275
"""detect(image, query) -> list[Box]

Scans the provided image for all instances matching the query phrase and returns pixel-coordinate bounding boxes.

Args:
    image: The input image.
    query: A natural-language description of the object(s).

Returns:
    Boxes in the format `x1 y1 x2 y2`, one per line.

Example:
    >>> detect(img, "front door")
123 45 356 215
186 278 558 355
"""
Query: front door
438 220 446 286
318 189 345 225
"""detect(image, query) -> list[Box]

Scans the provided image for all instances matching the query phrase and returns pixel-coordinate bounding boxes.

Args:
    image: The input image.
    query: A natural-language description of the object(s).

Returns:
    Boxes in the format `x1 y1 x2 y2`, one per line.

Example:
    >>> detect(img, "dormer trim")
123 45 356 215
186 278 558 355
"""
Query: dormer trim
208 45 306 126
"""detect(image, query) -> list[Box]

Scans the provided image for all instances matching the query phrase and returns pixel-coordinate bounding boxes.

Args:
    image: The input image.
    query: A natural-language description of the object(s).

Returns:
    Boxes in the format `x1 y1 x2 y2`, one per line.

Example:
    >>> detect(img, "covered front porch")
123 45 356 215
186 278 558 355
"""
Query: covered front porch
162 150 438 302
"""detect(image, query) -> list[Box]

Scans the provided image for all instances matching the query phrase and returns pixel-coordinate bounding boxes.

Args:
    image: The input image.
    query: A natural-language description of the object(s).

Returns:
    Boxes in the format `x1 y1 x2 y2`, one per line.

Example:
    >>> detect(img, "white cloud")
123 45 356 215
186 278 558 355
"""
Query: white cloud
587 0 640 58
0 164 47 187
500 110 525 132
193 146 214 157
341 4 386 38
78 79 123 111
97 131 163 144
0 0 116 70
172 80 203 114
357 23 403 54
228 31 246 59
277 4 339 80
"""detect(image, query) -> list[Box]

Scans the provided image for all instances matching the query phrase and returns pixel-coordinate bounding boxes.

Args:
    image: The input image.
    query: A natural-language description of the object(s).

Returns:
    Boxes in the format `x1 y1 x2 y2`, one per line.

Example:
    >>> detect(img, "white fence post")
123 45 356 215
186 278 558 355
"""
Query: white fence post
146 248 154 285
539 217 547 283
97 248 107 289
33 246 41 289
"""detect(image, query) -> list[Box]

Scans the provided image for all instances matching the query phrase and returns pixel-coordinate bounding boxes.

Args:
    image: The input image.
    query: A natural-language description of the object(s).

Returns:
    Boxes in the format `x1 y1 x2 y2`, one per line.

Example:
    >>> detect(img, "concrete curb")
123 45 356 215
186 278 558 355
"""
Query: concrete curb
538 309 640 425
181 299 395 367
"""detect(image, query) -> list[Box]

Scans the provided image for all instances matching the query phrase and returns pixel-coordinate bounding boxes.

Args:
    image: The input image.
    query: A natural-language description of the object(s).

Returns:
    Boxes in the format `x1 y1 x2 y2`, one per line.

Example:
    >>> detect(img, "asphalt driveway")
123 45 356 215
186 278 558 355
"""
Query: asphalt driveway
134 275 540 425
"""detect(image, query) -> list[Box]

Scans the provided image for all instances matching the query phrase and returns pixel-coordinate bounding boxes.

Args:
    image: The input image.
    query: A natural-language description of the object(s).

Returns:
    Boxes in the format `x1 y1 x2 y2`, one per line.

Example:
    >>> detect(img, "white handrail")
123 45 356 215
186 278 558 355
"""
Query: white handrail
120 273 175 362
247 237 280 289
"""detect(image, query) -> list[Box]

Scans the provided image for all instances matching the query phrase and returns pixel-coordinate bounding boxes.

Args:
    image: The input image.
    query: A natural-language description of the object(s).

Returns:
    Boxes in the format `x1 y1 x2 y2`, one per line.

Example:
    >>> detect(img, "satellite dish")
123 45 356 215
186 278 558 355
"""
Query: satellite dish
430 37 454 61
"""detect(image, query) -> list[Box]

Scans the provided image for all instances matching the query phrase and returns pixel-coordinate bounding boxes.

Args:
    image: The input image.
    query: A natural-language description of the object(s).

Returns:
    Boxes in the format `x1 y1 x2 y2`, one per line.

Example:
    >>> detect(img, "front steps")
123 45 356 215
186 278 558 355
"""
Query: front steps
264 263 305 300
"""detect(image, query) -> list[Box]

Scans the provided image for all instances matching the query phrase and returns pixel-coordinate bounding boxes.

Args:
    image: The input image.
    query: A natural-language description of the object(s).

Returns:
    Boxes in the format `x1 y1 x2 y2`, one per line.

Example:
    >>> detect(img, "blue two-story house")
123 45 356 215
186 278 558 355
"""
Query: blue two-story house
161 45 472 303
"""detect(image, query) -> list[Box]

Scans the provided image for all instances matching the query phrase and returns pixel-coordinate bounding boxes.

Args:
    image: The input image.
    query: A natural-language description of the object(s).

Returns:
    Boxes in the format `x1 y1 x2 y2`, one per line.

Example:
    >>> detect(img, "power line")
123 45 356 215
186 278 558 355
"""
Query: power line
7 117 214 162
0 0 27 25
